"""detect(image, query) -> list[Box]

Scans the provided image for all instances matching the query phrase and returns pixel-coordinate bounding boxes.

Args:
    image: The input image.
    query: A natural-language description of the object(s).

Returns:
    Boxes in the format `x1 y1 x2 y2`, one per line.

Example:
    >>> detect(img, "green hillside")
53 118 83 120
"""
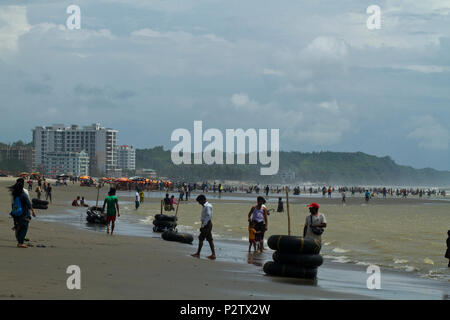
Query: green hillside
136 147 450 186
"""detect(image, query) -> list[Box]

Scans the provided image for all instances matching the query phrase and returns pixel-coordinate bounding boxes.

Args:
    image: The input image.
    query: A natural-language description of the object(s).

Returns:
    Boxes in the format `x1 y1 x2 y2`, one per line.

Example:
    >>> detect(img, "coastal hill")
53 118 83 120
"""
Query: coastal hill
136 147 450 186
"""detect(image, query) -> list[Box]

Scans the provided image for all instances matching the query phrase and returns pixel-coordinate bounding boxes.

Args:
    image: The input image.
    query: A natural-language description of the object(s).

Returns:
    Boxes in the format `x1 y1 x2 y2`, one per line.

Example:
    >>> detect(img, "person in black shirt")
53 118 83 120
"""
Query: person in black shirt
163 193 171 211
9 178 36 248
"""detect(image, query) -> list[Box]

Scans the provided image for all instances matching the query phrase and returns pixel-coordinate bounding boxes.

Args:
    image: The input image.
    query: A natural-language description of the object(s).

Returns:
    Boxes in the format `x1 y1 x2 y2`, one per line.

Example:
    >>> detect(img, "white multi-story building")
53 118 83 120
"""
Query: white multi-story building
32 123 118 176
117 145 136 171
44 150 89 177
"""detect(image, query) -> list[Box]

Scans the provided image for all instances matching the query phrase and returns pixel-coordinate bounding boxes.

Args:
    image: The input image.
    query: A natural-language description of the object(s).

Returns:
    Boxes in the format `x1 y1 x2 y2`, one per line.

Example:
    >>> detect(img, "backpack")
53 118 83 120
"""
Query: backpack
11 196 23 217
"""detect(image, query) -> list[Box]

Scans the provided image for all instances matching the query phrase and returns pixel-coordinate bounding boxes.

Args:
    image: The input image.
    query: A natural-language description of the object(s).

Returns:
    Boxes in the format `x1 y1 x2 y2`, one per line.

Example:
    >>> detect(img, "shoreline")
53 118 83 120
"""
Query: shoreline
37 208 450 285
1 217 448 300
1 179 449 299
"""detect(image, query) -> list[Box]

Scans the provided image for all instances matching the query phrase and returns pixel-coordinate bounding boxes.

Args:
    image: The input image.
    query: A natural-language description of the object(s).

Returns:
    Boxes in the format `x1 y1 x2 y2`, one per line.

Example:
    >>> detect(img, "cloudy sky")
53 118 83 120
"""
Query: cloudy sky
1 0 450 170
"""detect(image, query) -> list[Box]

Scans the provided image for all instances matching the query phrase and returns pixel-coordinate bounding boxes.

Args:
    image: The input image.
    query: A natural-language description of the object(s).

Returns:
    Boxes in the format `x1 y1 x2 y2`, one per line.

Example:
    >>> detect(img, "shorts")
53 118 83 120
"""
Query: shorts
199 221 213 242
254 221 265 242
106 215 116 223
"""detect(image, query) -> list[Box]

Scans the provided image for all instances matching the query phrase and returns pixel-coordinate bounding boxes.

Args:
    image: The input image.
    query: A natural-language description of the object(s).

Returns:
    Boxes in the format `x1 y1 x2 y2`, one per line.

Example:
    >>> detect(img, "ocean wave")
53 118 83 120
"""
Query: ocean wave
423 258 434 265
138 216 153 224
393 259 409 264
332 248 350 253
404 266 418 272
327 255 351 263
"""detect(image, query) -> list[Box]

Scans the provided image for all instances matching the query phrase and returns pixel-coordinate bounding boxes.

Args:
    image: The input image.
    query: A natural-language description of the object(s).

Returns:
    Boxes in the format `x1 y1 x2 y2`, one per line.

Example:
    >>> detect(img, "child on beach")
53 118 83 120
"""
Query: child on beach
102 188 120 235
80 197 88 207
170 195 176 211
72 196 80 206
248 196 269 253
277 197 284 212
35 186 42 200
248 222 260 252
446 230 450 267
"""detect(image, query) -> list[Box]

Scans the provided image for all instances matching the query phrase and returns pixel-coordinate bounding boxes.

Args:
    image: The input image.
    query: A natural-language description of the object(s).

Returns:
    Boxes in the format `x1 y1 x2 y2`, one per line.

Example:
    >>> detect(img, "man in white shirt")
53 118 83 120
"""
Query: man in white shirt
192 195 216 260
135 190 140 210
303 202 327 244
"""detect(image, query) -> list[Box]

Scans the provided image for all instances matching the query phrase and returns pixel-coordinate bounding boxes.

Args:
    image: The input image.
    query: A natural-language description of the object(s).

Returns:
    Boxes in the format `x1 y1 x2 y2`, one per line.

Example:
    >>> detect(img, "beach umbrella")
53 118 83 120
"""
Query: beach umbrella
80 175 90 180
115 177 131 183
17 172 29 177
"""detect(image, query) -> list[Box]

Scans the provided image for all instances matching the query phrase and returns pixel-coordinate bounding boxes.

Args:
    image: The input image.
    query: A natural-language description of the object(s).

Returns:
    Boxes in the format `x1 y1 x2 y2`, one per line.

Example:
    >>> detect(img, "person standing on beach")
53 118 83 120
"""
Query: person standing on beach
277 197 284 212
365 190 371 202
185 184 190 201
248 221 260 252
303 202 326 245
9 179 36 248
139 190 144 204
102 188 120 235
170 195 176 211
163 193 171 211
135 189 140 210
445 230 450 267
45 184 52 203
192 195 216 260
248 196 269 252
35 185 42 200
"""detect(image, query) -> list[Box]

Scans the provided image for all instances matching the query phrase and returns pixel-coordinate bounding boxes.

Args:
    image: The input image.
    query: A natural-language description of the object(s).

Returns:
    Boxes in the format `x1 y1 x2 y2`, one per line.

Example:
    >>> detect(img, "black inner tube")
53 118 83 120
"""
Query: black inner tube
267 235 321 254
272 251 323 268
263 261 318 279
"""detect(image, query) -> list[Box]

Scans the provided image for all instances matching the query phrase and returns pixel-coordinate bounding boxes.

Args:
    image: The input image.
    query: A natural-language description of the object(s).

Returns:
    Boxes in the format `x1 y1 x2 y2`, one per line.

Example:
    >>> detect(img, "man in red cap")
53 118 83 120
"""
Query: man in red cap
303 202 327 244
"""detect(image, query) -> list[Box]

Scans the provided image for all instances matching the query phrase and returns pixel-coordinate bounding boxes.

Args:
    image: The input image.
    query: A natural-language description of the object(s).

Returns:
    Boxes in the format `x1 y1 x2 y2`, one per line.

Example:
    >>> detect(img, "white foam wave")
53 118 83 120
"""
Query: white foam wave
331 256 351 263
139 216 153 224
394 259 409 264
404 266 418 272
332 248 350 253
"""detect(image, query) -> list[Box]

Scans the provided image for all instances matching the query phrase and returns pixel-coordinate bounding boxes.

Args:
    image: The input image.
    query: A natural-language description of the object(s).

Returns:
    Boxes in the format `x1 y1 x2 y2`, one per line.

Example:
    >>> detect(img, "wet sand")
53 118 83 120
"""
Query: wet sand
0 178 449 299
1 218 448 300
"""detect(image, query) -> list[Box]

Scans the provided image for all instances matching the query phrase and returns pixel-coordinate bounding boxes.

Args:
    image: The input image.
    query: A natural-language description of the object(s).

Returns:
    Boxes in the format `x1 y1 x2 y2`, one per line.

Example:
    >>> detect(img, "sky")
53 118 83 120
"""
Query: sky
0 0 449 170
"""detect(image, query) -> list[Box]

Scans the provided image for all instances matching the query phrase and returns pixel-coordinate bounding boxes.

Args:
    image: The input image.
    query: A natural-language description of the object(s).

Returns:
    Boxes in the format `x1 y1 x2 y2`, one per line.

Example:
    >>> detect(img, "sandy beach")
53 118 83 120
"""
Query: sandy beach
0 178 449 300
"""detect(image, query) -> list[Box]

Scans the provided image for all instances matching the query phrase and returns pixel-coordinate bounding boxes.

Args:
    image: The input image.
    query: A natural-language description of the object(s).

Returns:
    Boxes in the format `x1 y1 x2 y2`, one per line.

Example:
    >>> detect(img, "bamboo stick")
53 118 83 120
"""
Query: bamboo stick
286 186 291 235
175 200 180 217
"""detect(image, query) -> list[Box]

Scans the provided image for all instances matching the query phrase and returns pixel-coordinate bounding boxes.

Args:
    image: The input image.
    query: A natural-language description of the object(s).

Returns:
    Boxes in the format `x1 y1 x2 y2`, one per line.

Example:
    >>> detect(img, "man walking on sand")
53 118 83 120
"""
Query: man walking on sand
102 188 120 235
303 202 327 246
192 195 216 260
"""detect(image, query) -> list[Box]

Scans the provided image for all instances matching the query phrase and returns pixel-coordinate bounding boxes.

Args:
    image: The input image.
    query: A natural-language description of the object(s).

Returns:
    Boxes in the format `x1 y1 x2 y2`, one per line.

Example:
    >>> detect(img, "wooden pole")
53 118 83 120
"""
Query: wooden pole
175 200 180 217
95 184 100 208
160 199 163 214
286 186 291 235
